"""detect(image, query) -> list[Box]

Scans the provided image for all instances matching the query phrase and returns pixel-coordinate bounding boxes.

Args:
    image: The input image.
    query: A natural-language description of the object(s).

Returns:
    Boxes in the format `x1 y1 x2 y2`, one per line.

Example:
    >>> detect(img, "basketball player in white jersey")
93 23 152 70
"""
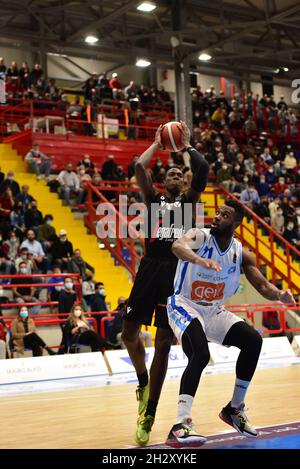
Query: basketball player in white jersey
166 198 296 447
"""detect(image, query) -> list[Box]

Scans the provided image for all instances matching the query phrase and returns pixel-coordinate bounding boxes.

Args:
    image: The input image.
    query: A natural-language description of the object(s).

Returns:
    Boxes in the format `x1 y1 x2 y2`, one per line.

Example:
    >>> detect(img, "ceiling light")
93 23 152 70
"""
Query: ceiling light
198 53 212 61
136 58 151 67
137 2 156 12
85 35 98 45
283 67 289 72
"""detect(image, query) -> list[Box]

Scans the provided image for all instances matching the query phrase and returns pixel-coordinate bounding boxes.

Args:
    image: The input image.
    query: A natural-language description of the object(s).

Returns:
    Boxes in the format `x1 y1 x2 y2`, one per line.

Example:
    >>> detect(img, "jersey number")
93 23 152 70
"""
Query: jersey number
201 246 213 259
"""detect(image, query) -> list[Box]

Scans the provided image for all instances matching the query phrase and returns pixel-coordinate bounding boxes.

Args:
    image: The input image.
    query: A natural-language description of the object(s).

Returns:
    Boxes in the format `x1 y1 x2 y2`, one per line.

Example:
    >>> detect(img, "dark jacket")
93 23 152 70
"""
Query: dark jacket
58 289 77 314
52 239 73 260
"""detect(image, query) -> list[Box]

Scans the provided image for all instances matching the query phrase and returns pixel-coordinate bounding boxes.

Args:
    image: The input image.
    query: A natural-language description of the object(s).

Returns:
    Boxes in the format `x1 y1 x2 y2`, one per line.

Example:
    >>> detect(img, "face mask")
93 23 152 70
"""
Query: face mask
21 255 27 260
278 210 283 215
10 238 17 243
219 157 224 162
80 170 85 175
46 219 52 225
287 225 294 231
99 289 105 296
168 163 174 168
65 282 73 290
20 310 28 318
268 169 274 173
222 165 228 170
243 178 248 183
20 268 27 274
260 179 265 183
74 310 81 318
94 176 101 181
157 162 162 167
235 165 240 170
7 176 13 181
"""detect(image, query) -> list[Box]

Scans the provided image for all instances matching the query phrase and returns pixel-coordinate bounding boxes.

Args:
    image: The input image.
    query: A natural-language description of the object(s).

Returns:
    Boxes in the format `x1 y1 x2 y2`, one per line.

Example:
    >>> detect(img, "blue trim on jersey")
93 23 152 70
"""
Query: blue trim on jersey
212 236 234 256
171 295 193 322
174 261 189 295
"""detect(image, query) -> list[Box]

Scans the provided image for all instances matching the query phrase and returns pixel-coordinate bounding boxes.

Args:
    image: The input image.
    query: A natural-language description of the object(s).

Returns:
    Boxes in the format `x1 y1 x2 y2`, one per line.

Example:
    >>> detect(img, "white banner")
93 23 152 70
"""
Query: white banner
209 336 295 364
0 352 109 385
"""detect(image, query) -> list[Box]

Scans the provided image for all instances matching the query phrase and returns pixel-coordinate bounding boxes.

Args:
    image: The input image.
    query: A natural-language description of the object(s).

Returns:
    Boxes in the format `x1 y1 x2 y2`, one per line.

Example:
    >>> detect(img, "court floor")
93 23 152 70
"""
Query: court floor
1 364 300 449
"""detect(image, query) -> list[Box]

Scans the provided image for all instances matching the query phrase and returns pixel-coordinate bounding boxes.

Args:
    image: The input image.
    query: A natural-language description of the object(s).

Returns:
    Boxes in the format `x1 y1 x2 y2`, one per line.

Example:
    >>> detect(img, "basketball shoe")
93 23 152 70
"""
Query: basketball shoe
165 418 207 448
219 402 258 437
135 414 154 446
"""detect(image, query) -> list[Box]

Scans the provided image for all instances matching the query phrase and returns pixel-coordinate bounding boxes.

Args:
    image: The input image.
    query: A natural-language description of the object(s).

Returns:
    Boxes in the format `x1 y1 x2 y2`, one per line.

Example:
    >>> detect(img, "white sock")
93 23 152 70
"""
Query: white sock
231 378 250 408
176 394 194 423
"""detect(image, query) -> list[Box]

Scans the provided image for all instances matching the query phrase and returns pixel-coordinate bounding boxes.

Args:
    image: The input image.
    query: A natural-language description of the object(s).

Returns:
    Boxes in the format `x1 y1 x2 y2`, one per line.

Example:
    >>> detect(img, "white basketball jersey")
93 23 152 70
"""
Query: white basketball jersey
173 228 242 306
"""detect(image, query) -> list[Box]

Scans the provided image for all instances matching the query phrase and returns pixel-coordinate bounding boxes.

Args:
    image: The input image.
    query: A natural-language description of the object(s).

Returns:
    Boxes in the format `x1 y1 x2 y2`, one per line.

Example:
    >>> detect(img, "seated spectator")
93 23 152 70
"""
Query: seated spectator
11 306 55 356
0 320 6 359
101 155 118 180
0 166 4 185
211 106 226 126
77 154 95 174
0 171 20 197
283 222 299 247
256 174 270 197
11 261 40 314
112 297 152 349
62 304 112 354
0 187 15 223
37 214 57 254
15 247 37 274
283 151 297 170
57 163 84 205
24 200 43 229
20 229 47 273
274 176 288 195
2 230 20 261
47 265 65 312
82 273 96 308
216 162 232 189
15 185 34 212
240 183 260 210
109 72 122 100
67 249 94 280
51 229 73 271
58 276 77 318
24 143 52 180
77 165 91 204
271 206 285 235
90 282 108 332
254 195 271 224
9 201 26 239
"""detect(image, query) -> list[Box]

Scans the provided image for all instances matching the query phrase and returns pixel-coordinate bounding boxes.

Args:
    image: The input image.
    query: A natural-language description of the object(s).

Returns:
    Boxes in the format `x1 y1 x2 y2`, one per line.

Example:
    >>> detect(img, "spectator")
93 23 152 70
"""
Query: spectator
101 155 118 180
0 166 5 185
47 265 65 310
271 206 285 234
256 174 270 197
15 248 37 274
62 304 111 353
77 154 95 174
52 229 73 271
15 185 34 212
128 155 139 180
24 200 43 229
24 143 52 180
10 202 26 240
67 249 94 280
57 163 83 205
11 261 40 314
37 214 57 253
283 151 297 170
58 276 77 317
2 231 20 261
0 320 6 359
82 273 96 308
20 229 47 273
283 222 299 245
274 176 288 195
216 162 232 188
240 183 260 209
0 187 15 222
11 306 55 356
254 195 271 224
109 73 122 99
90 282 108 332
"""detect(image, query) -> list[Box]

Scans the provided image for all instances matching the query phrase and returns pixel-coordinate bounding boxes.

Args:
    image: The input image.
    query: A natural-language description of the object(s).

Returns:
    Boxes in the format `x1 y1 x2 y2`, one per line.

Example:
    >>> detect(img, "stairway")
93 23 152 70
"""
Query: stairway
0 143 133 308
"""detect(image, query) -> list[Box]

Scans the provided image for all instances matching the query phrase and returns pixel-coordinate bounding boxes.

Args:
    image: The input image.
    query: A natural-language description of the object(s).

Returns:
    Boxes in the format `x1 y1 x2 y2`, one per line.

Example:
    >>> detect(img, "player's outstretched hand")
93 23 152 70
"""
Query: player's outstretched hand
179 120 191 148
194 257 222 271
154 124 164 149
279 289 296 305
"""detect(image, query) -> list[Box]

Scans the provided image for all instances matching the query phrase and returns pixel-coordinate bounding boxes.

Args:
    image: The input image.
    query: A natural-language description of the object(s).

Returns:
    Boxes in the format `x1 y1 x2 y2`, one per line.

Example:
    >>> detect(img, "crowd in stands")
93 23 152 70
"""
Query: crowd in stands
0 57 173 113
191 85 298 135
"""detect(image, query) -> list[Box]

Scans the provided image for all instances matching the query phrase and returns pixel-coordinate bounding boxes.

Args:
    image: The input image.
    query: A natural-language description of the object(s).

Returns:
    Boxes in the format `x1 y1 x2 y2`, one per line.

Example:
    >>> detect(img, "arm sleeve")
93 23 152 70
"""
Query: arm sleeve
186 147 209 193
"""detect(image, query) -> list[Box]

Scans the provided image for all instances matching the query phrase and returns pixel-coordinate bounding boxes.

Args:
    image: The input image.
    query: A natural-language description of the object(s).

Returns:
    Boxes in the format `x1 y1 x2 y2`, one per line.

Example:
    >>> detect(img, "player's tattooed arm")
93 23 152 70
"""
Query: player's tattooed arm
172 228 221 271
135 125 163 204
242 248 296 305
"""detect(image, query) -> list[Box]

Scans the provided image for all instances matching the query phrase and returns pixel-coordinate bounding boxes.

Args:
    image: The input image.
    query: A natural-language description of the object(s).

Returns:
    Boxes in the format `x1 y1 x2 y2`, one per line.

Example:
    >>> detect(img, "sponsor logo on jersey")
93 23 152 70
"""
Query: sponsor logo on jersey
228 266 236 274
191 280 225 302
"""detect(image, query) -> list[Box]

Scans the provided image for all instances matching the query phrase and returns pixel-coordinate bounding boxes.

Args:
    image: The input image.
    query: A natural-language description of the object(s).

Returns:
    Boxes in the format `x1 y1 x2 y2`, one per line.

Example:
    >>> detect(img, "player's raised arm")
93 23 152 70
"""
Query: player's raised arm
242 248 296 304
179 121 209 202
172 228 221 270
135 125 163 204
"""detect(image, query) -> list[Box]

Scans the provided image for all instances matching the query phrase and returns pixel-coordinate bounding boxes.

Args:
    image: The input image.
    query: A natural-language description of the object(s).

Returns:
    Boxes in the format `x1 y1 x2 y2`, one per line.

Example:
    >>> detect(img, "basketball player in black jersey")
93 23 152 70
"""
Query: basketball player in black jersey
121 122 209 445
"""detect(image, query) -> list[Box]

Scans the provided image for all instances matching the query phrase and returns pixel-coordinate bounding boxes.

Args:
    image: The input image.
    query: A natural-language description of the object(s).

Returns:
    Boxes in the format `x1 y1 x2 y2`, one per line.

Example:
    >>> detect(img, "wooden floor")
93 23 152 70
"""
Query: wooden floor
1 365 300 449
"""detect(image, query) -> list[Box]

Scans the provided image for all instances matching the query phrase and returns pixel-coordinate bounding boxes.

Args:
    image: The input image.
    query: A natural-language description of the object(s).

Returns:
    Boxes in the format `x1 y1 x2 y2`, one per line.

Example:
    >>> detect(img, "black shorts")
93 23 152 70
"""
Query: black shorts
124 256 178 329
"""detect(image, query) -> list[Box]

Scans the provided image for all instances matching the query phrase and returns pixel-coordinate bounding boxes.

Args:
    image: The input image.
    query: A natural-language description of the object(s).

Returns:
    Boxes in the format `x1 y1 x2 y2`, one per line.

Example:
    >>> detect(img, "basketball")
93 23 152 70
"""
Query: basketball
161 121 184 152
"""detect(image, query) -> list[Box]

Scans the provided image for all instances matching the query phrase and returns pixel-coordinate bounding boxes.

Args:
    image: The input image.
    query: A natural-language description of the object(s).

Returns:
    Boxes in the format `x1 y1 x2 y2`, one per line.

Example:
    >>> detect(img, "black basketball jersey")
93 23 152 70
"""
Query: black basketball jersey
144 192 194 259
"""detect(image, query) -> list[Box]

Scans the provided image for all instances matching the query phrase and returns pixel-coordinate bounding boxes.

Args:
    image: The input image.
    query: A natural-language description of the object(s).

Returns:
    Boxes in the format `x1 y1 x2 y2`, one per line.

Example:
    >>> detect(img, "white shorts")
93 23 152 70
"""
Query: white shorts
167 294 243 345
